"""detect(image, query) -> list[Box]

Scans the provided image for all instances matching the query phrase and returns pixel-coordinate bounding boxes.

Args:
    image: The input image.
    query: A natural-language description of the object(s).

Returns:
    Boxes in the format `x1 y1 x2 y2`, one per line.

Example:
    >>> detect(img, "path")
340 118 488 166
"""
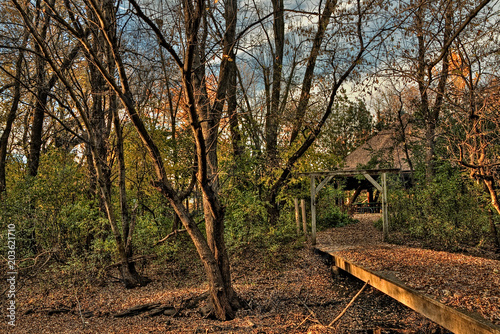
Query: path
316 214 500 333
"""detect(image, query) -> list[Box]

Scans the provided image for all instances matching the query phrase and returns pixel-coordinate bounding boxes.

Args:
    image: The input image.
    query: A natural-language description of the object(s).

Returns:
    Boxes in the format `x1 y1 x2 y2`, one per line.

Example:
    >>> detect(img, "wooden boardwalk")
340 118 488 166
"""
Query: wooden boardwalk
316 244 500 334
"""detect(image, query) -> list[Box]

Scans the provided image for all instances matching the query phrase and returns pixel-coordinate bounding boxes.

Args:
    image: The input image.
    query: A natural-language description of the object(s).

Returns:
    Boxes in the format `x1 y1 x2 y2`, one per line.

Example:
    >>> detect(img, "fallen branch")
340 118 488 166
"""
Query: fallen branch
47 307 72 315
182 291 210 309
1 252 54 296
297 300 326 329
328 280 369 328
154 229 187 246
113 303 161 317
17 250 56 268
154 219 205 246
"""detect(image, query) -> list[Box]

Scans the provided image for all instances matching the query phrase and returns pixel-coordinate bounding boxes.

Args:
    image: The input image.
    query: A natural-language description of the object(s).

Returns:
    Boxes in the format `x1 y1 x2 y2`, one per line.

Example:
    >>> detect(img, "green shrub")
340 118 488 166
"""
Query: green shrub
317 206 356 230
389 163 490 249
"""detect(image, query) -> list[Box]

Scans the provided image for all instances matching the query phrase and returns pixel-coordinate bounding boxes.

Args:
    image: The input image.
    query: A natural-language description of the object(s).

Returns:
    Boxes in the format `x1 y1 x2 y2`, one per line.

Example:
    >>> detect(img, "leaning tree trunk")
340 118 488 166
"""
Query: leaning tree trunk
483 177 500 217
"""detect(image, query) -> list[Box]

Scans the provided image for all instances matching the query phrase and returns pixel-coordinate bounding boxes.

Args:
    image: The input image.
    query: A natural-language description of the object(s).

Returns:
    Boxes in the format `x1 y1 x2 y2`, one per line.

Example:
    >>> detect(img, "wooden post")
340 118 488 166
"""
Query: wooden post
311 175 316 245
301 199 307 237
382 172 389 241
294 198 300 235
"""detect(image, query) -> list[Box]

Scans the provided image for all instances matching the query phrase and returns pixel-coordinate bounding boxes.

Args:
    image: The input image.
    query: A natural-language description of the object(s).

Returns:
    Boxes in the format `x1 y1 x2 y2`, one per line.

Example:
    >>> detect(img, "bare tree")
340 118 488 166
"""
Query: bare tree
443 25 500 215
380 0 495 181
11 0 151 288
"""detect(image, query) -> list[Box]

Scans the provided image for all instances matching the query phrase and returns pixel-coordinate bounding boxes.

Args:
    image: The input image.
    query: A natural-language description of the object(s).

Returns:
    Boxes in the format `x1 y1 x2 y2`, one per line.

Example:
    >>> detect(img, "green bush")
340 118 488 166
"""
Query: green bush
315 183 355 230
389 163 490 249
0 149 101 260
317 206 356 230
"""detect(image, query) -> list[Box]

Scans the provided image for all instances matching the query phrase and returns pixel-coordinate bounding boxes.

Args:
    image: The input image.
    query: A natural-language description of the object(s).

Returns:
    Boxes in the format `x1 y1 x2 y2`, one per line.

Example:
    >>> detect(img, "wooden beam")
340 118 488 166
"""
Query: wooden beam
362 172 388 239
316 175 333 193
362 173 382 191
316 248 500 334
298 168 400 178
301 199 307 237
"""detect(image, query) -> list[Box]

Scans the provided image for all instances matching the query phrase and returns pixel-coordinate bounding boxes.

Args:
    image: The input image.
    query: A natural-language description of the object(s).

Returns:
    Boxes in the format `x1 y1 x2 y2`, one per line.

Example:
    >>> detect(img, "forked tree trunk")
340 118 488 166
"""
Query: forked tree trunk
93 153 148 288
155 182 235 319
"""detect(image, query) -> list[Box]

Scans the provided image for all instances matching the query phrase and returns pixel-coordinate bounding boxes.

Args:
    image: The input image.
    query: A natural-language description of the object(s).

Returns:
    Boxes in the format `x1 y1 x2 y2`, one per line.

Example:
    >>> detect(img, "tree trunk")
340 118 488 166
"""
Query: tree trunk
0 39 25 193
265 0 284 166
267 194 280 226
27 0 53 177
28 61 48 177
416 0 452 182
227 60 243 160
424 122 436 181
484 178 500 217
289 0 336 145
488 209 500 251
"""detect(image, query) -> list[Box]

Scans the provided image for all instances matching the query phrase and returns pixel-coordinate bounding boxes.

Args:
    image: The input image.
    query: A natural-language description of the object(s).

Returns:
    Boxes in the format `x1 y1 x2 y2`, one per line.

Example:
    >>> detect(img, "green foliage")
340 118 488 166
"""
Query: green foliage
224 186 268 245
0 149 102 260
316 184 355 230
319 96 374 161
317 207 356 230
389 163 491 249
220 153 305 267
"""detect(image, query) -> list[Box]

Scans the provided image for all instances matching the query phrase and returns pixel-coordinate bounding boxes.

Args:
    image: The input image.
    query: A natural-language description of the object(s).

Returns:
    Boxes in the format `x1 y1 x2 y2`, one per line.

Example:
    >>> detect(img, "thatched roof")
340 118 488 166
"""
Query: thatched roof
343 128 414 172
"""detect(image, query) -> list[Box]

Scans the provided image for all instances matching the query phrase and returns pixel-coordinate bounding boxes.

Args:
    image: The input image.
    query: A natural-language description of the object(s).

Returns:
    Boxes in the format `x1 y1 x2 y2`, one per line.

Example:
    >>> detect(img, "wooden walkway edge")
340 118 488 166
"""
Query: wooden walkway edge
315 246 500 334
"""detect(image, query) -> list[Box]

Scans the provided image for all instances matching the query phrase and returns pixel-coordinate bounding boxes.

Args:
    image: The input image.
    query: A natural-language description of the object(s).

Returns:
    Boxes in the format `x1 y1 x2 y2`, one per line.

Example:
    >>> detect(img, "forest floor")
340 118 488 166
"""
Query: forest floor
2 214 497 333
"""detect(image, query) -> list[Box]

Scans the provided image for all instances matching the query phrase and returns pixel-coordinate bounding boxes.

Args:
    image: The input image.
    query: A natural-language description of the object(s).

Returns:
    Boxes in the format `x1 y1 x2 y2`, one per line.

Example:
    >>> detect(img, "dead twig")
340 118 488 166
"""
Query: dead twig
296 313 313 328
299 301 325 328
1 252 54 296
328 280 369 328
75 290 86 328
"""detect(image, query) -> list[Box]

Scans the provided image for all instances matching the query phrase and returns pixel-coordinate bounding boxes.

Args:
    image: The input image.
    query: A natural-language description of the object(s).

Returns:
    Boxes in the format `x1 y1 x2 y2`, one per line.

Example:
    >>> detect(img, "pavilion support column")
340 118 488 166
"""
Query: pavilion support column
301 199 307 237
382 172 389 241
311 175 316 245
363 172 389 241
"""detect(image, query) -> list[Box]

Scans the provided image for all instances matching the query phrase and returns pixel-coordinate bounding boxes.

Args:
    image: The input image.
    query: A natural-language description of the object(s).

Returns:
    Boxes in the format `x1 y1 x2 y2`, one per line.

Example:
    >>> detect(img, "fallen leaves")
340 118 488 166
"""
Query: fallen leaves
318 213 500 326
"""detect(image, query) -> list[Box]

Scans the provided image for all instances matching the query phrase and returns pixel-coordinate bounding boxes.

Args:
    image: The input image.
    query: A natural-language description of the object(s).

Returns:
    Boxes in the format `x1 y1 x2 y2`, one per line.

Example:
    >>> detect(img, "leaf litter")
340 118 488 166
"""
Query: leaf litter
0 214 481 333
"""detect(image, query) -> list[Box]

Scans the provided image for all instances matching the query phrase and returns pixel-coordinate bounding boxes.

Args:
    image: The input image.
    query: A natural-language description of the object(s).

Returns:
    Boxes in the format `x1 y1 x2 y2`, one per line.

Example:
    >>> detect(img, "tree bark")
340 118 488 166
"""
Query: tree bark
415 0 453 181
227 59 243 159
27 3 51 177
265 0 284 166
0 37 26 193
488 209 500 251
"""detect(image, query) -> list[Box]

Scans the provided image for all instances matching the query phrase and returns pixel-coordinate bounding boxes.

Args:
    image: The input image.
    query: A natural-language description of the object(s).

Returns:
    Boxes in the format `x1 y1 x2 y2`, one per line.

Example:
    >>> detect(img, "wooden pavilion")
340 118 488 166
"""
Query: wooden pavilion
300 127 417 244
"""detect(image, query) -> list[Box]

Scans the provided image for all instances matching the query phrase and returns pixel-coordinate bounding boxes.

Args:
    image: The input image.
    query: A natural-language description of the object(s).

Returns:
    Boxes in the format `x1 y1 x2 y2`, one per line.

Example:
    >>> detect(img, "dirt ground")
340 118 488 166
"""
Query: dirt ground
0 216 457 333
